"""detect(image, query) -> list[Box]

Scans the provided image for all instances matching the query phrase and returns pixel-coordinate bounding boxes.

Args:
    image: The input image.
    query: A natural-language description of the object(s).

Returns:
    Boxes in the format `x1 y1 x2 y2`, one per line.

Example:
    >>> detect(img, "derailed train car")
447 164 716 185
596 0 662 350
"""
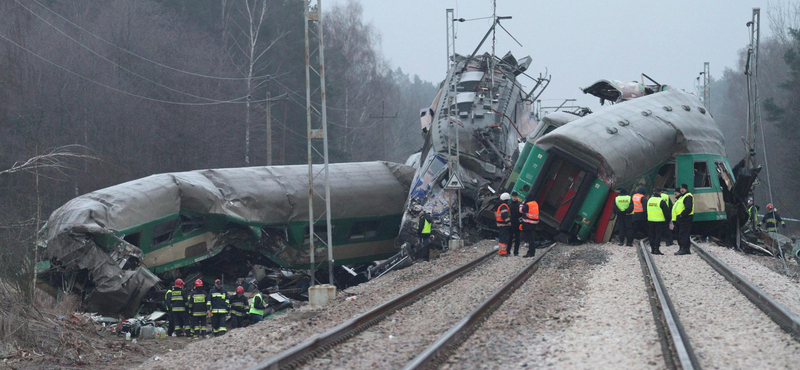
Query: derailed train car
510 80 751 243
37 161 414 316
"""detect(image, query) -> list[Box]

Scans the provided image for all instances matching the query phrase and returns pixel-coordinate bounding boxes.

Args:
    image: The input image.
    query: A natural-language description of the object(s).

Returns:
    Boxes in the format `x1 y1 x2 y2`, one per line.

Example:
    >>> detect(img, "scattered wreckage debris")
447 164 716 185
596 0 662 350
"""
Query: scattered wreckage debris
38 161 414 316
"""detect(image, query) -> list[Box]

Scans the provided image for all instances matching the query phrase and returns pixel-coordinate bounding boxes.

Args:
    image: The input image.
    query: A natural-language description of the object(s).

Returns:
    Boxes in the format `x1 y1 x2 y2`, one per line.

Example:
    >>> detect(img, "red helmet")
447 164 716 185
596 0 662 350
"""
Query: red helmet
767 203 774 211
236 286 244 294
194 279 203 288
174 278 184 288
214 279 221 285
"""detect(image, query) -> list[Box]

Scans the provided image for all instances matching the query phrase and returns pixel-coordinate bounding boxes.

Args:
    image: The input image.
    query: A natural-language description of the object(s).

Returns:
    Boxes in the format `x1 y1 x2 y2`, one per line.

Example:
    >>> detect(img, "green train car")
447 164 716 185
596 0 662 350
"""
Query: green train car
509 86 746 243
37 161 414 316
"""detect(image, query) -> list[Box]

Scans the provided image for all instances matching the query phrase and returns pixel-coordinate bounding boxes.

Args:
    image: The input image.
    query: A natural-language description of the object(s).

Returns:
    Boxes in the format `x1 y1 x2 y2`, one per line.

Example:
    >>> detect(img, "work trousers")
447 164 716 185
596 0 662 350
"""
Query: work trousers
649 222 668 251
191 315 207 336
498 226 511 255
211 312 227 336
617 215 634 246
522 228 536 256
171 311 190 336
166 312 174 336
229 314 247 329
509 227 521 255
633 217 648 239
678 218 693 251
249 313 264 325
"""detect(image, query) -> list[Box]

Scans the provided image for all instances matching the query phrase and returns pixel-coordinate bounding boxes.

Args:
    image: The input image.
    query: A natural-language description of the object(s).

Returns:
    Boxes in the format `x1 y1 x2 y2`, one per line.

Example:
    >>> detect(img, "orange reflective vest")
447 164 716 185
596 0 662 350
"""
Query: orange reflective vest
520 201 540 224
632 194 645 213
495 203 511 227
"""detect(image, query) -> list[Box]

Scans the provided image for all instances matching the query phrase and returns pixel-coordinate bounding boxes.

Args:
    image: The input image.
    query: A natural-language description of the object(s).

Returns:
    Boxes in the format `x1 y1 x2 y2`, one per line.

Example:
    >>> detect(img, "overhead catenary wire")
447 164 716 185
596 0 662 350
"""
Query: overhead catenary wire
14 0 260 104
27 0 273 81
0 32 272 106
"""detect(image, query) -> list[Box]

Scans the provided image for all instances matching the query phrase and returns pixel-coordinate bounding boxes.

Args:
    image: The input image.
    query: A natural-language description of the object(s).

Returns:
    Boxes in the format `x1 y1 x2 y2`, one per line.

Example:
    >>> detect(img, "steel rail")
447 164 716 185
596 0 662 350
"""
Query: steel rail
637 240 701 370
692 240 800 340
403 243 555 370
245 249 496 370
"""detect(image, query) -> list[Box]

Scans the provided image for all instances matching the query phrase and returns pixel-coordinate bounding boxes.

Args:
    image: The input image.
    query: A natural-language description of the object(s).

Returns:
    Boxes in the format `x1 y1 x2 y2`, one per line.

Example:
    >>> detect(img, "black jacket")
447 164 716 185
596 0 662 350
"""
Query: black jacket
229 293 249 316
188 287 207 316
208 286 230 313
510 200 522 226
166 287 188 312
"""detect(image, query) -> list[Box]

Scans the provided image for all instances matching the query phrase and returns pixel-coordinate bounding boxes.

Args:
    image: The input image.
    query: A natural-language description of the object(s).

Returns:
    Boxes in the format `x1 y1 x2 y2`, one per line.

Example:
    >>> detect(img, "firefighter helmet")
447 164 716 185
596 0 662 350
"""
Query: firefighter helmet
174 278 184 288
236 286 244 294
767 203 774 211
194 279 203 288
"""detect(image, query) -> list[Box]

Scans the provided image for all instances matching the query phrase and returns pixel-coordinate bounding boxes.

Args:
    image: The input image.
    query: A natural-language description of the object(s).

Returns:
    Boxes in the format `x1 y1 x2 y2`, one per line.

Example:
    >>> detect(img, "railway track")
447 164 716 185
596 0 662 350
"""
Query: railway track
638 239 800 369
246 243 555 370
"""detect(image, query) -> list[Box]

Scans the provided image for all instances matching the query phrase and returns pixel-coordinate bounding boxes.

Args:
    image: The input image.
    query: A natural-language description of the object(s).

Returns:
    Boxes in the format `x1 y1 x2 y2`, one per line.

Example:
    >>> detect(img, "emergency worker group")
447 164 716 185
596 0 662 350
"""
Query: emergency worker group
614 184 694 255
165 277 268 339
495 191 540 257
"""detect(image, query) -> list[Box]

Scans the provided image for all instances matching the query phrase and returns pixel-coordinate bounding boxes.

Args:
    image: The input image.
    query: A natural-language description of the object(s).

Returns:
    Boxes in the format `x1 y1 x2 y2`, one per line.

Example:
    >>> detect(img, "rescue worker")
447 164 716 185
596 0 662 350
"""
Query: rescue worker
660 189 675 246
674 184 694 255
166 278 190 337
670 188 682 246
509 192 523 256
632 186 648 241
760 203 786 233
187 279 208 338
495 193 513 256
249 284 267 324
747 198 760 232
614 188 634 247
229 286 249 329
519 197 540 257
165 287 174 337
208 279 230 336
646 188 670 255
417 210 435 260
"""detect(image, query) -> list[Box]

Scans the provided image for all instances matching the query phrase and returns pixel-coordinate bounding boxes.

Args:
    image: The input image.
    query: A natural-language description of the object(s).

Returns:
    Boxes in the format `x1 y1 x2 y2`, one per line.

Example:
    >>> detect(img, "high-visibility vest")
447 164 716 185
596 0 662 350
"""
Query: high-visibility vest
632 194 645 213
165 289 172 312
421 219 432 234
660 193 670 206
673 193 694 218
249 293 265 316
495 203 511 227
521 201 540 224
615 195 632 214
647 197 666 222
748 206 757 222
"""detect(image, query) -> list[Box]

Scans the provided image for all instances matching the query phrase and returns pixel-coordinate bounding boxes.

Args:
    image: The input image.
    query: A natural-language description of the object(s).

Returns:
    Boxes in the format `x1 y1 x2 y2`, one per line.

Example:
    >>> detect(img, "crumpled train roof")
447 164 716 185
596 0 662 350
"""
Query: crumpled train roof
535 90 724 187
44 161 415 240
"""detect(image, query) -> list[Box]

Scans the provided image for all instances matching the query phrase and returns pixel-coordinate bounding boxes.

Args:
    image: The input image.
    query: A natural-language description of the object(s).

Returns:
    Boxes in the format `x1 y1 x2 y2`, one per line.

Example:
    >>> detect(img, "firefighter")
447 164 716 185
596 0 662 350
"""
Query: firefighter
165 287 174 337
660 188 675 246
208 279 230 336
249 284 267 325
632 186 648 241
646 188 670 255
519 197 540 257
674 184 694 255
187 279 208 338
760 203 786 233
495 193 513 256
614 188 634 247
229 286 249 329
509 192 523 256
166 278 190 337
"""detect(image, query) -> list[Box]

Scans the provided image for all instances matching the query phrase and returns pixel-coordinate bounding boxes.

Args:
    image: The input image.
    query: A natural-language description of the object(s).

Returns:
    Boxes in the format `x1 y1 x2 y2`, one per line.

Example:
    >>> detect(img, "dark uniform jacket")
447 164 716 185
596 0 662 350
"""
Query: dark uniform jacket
188 287 208 316
510 200 522 227
762 210 785 231
166 287 188 312
208 287 230 314
229 294 250 316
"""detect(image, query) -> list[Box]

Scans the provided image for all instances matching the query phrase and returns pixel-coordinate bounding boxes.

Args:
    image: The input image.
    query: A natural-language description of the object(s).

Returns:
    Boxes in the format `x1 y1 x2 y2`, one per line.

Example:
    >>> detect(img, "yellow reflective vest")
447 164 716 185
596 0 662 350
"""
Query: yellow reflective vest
647 197 666 222
673 193 694 218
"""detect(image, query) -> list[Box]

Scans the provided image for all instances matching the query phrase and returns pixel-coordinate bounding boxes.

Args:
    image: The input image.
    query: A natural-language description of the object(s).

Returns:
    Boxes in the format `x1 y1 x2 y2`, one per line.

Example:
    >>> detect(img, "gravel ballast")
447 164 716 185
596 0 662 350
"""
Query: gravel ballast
702 242 800 315
301 249 535 369
654 249 800 369
138 241 495 370
443 244 608 369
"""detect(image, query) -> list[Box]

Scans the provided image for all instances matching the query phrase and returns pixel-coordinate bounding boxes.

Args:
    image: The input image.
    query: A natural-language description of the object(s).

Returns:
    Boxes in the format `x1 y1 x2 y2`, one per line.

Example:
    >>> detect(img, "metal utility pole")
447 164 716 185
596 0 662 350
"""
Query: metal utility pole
745 8 760 171
446 8 454 72
266 91 272 165
703 62 711 114
304 0 334 285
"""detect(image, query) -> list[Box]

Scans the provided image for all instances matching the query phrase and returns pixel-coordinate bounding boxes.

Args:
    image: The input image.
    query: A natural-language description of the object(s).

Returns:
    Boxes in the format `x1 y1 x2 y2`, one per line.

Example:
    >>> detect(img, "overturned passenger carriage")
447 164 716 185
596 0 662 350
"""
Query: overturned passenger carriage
510 80 750 243
37 161 414 316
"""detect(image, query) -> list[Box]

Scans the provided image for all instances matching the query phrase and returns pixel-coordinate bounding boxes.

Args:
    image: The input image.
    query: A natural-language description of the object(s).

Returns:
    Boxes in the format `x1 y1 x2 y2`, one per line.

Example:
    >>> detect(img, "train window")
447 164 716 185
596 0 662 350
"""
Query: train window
655 162 676 190
180 214 205 234
348 220 382 241
543 125 558 135
123 232 141 247
715 162 733 190
152 219 178 246
693 161 712 188
303 225 334 246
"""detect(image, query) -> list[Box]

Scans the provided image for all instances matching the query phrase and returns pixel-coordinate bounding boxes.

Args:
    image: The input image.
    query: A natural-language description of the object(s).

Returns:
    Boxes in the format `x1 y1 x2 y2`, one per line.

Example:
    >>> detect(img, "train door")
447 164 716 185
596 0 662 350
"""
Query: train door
536 157 588 224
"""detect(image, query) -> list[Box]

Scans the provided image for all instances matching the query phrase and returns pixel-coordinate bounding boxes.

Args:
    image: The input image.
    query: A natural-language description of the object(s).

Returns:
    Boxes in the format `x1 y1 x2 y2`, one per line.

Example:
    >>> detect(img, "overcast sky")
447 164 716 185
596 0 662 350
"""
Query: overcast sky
328 0 768 110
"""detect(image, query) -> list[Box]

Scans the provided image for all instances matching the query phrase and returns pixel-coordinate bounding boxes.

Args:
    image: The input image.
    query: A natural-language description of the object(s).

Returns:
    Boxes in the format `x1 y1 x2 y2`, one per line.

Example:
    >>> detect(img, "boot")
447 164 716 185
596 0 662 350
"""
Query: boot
675 247 691 255
523 250 536 258
651 247 663 255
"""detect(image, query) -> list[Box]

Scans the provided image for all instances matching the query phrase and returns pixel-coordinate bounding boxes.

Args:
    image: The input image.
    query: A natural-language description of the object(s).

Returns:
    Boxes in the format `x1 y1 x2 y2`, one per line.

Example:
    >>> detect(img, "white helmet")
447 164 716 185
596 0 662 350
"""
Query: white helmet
500 192 511 201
